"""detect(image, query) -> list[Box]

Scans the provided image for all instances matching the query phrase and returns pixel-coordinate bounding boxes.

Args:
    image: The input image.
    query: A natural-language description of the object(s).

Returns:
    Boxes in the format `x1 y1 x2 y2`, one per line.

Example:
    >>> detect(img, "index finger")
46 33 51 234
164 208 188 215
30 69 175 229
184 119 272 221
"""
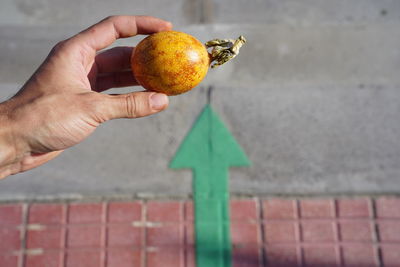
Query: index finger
71 15 172 51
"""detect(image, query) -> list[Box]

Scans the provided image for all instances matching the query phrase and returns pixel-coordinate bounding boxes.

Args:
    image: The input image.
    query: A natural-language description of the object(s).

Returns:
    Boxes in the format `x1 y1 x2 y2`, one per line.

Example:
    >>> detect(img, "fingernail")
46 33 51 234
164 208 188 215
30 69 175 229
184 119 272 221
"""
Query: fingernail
165 21 173 30
150 93 168 110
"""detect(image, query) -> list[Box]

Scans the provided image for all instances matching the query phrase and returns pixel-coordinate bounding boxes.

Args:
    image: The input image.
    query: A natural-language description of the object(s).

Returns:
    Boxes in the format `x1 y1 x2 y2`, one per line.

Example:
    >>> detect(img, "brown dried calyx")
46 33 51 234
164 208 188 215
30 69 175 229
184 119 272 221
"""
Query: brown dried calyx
205 35 246 68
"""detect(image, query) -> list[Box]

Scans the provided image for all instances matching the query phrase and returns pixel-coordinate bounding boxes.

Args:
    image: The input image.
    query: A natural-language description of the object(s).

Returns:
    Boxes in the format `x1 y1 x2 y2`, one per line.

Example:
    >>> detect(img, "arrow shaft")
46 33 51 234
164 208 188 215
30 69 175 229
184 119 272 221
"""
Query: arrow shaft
194 166 231 267
194 164 228 199
195 199 231 267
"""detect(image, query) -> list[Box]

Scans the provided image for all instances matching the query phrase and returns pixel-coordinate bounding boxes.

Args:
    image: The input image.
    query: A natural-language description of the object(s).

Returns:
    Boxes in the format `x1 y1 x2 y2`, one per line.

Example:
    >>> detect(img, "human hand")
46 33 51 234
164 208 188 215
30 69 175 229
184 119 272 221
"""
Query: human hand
0 16 172 179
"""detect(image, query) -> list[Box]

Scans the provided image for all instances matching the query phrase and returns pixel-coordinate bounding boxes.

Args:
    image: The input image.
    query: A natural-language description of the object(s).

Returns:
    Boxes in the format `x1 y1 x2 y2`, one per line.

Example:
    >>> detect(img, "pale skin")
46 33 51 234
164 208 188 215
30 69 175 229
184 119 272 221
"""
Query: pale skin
0 15 172 179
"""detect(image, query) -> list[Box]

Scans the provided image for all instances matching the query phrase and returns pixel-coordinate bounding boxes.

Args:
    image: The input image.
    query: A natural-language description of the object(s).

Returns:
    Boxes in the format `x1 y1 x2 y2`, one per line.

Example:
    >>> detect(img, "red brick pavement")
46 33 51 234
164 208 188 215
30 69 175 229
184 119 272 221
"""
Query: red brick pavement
0 197 399 267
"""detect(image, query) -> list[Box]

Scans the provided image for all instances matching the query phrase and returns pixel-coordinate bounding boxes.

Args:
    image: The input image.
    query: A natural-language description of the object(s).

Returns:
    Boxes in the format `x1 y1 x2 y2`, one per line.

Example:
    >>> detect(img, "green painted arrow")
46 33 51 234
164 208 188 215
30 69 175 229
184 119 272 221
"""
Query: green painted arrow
170 104 251 267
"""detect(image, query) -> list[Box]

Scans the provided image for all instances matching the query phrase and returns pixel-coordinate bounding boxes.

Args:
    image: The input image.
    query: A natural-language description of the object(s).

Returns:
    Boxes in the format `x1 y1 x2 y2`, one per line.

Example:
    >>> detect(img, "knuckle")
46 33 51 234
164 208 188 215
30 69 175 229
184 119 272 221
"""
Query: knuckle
105 15 115 21
87 26 98 36
100 16 113 24
124 94 139 118
51 40 68 54
104 15 121 24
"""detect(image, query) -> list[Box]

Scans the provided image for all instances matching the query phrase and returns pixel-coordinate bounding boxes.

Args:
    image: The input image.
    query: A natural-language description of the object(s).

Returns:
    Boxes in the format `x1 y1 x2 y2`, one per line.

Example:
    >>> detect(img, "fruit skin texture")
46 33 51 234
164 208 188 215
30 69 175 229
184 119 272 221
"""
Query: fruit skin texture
131 31 210 96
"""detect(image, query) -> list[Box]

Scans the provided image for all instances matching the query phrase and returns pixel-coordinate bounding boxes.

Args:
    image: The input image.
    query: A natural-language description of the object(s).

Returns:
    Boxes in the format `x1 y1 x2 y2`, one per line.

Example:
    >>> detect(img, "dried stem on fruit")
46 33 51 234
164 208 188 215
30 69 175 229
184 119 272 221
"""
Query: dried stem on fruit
205 35 246 68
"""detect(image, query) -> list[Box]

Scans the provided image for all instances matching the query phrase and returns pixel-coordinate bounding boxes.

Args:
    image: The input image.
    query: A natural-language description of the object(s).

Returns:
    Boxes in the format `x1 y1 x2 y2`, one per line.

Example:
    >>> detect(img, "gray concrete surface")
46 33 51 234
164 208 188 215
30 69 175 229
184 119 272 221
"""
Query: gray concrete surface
210 0 400 24
0 0 200 26
0 1 400 201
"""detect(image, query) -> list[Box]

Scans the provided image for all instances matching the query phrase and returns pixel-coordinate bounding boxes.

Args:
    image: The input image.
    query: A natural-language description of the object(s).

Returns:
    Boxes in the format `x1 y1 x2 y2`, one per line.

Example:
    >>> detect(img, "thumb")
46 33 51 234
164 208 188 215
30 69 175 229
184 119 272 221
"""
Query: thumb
99 92 169 120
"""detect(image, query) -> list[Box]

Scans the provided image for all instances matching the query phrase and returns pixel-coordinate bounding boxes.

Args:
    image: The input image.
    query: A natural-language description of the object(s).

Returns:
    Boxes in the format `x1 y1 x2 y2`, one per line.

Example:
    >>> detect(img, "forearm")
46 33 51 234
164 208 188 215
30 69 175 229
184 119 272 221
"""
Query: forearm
0 102 18 178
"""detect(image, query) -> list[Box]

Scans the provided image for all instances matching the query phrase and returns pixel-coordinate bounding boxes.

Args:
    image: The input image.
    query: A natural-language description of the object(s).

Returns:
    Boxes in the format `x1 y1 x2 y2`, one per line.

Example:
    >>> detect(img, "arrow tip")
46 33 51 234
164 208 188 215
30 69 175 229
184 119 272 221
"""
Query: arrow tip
170 104 251 169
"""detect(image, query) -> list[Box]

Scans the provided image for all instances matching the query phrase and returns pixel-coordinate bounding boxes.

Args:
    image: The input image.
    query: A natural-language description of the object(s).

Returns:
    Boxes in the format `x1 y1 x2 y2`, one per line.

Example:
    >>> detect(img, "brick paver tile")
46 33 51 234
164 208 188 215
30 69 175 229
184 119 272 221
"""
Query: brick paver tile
147 201 183 222
300 199 335 218
263 199 297 219
27 227 63 249
233 245 262 267
376 197 400 218
381 244 400 267
231 199 258 221
0 254 19 267
107 225 142 247
0 228 21 251
265 245 300 266
301 221 336 242
264 222 298 243
339 221 374 241
379 221 400 242
28 204 64 225
337 198 372 218
342 244 379 266
0 204 22 225
146 247 184 267
231 222 260 245
147 224 184 247
303 246 339 266
66 250 101 267
107 202 142 223
107 248 142 267
25 251 62 267
68 203 103 223
67 225 102 248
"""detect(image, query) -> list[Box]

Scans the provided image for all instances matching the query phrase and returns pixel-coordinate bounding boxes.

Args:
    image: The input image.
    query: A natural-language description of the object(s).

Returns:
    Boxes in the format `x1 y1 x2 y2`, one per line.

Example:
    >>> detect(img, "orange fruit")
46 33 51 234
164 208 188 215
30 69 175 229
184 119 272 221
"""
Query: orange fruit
131 31 210 96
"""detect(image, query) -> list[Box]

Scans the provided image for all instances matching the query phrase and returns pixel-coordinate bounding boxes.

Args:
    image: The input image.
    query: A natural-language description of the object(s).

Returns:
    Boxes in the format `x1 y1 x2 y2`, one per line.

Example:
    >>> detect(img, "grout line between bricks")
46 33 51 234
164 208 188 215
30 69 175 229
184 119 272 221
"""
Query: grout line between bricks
333 199 343 266
247 217 400 222
261 241 400 245
23 221 175 228
2 194 400 205
19 203 28 267
21 247 153 253
295 199 304 267
183 201 187 267
183 201 188 267
60 203 68 267
58 204 67 267
21 217 393 226
142 200 147 267
257 198 267 267
101 202 108 267
18 218 393 225
371 198 383 267
14 240 398 254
